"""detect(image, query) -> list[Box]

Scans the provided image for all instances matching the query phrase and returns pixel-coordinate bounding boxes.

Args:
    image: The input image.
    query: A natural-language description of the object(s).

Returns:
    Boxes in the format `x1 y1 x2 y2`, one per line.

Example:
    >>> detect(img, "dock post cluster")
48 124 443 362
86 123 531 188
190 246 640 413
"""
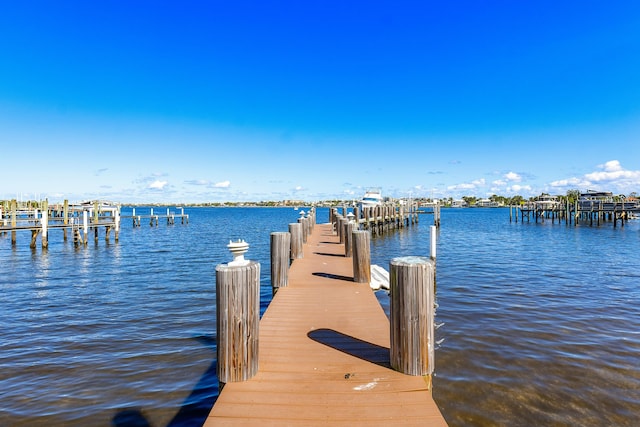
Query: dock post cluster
210 208 446 426
0 200 191 248
129 207 189 227
208 205 445 425
509 197 640 228
0 199 122 248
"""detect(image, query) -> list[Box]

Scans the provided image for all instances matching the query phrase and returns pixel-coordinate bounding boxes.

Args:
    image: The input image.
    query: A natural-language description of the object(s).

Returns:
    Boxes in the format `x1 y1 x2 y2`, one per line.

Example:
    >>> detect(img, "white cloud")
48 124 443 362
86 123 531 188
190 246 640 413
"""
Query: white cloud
600 160 623 172
149 180 168 190
548 160 640 194
447 177 487 192
585 160 640 183
214 180 231 188
504 171 521 182
549 177 589 188
508 184 532 192
492 179 506 186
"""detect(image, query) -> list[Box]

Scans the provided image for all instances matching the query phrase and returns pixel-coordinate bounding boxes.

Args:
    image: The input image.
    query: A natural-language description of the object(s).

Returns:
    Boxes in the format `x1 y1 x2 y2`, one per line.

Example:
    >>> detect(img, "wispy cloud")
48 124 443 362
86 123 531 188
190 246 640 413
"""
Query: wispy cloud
447 178 486 192
508 184 532 193
149 180 168 190
214 180 231 188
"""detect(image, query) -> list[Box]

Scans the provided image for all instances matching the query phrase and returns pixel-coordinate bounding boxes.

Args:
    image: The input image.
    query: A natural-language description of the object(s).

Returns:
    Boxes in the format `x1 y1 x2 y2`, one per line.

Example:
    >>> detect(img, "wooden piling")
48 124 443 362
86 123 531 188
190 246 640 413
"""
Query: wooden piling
352 230 371 283
11 199 17 245
389 256 436 376
289 223 303 260
215 260 260 388
30 230 39 248
298 216 308 243
338 217 347 244
344 221 355 257
270 232 291 293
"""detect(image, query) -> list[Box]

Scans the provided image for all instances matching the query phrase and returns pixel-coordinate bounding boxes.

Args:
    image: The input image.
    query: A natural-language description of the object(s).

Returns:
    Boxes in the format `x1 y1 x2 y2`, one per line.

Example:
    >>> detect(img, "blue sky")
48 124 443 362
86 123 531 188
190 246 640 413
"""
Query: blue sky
1 1 639 203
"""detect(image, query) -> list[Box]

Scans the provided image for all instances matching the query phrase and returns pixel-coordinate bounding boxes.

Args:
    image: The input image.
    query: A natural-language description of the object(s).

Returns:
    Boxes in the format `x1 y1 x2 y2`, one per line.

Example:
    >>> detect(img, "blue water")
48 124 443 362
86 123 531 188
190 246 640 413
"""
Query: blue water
1 207 639 426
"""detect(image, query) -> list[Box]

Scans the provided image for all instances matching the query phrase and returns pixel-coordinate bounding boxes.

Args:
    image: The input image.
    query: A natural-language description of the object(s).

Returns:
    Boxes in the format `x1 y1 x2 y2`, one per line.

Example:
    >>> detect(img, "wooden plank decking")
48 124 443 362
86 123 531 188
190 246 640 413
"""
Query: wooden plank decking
205 222 447 426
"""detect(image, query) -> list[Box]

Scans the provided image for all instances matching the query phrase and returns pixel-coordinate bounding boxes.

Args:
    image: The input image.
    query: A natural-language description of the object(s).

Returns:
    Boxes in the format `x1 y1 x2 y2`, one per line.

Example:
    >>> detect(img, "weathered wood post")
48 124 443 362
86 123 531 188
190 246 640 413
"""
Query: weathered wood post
289 222 303 260
304 215 310 241
344 220 355 258
270 231 291 294
93 201 99 242
298 211 308 243
63 200 69 241
352 230 371 283
307 209 315 232
11 199 17 245
364 207 370 231
338 217 347 244
389 256 436 376
216 240 260 390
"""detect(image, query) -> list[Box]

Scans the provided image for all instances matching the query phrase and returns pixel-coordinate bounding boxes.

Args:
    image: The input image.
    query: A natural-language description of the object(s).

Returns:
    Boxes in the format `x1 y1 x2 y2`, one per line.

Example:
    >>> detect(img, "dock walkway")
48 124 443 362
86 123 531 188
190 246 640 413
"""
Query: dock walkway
205 222 447 426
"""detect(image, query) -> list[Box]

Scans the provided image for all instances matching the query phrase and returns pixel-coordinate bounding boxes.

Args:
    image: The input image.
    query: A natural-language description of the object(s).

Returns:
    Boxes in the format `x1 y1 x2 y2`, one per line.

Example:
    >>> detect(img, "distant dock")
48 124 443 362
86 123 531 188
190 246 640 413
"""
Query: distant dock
0 200 188 248
123 207 189 227
512 191 640 227
206 208 446 425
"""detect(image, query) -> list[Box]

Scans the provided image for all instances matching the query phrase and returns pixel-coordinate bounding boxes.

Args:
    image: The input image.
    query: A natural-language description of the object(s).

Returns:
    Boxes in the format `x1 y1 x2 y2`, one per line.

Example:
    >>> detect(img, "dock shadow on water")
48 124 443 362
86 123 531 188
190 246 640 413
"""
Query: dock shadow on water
166 335 219 427
112 409 152 427
112 335 220 427
308 328 391 368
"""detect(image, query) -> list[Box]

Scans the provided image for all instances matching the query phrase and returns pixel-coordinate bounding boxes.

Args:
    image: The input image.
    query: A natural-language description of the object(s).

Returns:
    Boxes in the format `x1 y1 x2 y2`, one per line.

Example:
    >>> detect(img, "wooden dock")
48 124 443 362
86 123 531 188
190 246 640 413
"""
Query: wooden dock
0 200 189 247
510 191 640 227
205 221 447 426
0 200 122 247
122 207 189 227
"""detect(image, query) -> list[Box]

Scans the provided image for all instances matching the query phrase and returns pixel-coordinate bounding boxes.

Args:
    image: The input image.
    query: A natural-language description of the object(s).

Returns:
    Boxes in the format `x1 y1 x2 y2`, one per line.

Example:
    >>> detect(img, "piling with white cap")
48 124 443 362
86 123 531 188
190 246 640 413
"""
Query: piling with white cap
215 240 260 389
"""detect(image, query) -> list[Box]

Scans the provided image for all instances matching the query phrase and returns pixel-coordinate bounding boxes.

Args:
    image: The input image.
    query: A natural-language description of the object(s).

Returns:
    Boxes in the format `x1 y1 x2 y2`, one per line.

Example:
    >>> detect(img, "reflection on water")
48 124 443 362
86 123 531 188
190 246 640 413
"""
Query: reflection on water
1 207 640 426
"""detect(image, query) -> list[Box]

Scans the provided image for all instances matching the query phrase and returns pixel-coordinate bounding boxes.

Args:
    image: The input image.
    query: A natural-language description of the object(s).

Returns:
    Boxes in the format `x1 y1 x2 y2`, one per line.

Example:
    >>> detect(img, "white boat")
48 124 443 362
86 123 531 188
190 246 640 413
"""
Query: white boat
358 188 383 211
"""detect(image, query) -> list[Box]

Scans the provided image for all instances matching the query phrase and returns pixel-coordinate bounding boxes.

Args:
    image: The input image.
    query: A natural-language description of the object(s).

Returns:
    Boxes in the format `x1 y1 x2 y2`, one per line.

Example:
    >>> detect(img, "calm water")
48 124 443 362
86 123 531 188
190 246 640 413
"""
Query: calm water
1 207 639 426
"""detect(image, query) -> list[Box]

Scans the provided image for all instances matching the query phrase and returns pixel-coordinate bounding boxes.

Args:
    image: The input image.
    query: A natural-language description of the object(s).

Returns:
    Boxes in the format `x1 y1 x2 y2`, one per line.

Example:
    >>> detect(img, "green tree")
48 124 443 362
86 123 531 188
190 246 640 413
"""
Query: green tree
566 189 580 204
462 196 477 206
509 195 525 205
